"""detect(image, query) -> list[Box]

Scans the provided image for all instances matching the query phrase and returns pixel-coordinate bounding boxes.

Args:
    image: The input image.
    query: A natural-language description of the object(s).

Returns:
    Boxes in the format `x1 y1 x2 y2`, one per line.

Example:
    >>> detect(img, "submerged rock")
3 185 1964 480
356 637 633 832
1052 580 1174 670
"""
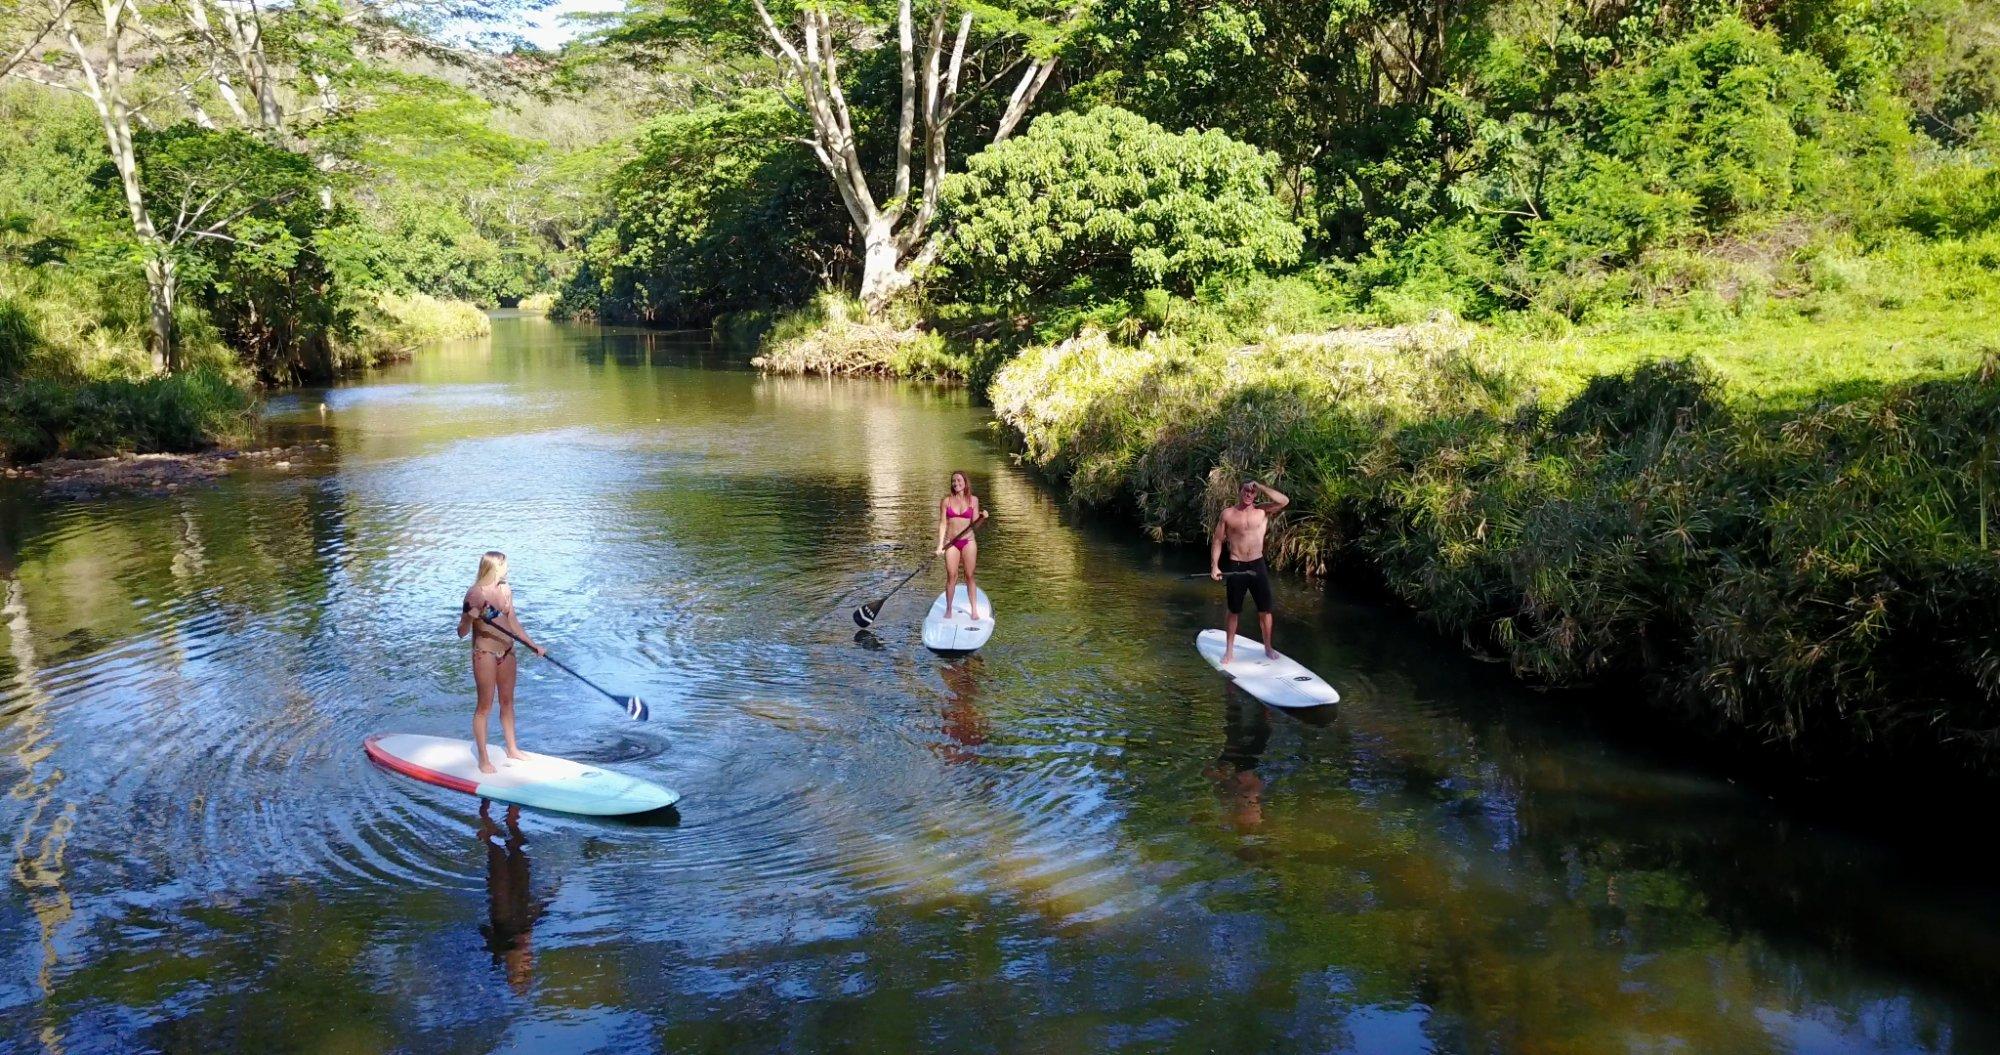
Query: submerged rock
7 445 327 499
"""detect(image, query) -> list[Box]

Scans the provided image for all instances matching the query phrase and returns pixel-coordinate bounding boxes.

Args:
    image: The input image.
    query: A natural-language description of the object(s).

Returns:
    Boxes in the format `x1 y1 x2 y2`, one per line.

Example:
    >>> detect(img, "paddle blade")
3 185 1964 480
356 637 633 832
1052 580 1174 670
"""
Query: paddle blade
852 600 883 628
621 696 649 721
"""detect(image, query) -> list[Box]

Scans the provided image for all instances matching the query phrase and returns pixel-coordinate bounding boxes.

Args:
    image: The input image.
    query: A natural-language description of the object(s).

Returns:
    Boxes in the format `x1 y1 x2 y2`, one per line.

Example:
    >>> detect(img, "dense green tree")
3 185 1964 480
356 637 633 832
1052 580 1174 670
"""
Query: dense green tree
130 126 349 382
601 0 1086 313
556 94 850 324
936 107 1303 307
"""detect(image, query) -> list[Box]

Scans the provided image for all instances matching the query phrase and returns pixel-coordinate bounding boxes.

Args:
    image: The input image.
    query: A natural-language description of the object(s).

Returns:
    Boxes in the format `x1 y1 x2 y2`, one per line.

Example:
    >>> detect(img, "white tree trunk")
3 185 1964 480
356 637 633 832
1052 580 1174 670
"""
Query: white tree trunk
750 0 1059 318
61 0 180 372
859 218 913 312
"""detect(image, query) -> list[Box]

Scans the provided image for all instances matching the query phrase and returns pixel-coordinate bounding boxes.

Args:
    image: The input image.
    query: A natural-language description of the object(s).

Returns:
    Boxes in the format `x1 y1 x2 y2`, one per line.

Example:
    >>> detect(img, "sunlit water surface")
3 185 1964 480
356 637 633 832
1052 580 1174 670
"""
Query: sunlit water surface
3 316 1998 1053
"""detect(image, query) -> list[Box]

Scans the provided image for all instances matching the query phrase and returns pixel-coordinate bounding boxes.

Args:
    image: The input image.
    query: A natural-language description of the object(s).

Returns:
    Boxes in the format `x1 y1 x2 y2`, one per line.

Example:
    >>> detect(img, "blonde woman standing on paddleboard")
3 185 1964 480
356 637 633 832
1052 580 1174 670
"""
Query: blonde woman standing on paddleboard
456 551 545 774
936 471 990 620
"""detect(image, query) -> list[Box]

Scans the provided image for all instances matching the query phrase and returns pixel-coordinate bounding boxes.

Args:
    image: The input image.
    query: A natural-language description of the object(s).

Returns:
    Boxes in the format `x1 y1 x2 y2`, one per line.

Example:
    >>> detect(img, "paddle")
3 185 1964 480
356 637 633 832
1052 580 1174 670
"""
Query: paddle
474 605 649 721
853 519 979 628
1181 571 1255 579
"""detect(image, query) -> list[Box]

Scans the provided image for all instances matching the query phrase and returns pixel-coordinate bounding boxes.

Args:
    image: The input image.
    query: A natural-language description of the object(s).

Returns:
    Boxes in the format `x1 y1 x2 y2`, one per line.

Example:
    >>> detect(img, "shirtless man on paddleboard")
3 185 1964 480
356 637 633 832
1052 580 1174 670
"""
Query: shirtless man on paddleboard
1210 480 1289 664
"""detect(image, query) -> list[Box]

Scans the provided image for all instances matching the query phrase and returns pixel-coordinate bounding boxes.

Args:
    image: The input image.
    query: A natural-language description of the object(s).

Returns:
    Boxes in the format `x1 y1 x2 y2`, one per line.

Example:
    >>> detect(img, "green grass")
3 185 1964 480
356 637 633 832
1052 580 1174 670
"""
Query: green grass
749 293 963 381
339 289 492 369
985 235 2000 774
1482 233 2000 406
1 367 253 462
1 260 253 463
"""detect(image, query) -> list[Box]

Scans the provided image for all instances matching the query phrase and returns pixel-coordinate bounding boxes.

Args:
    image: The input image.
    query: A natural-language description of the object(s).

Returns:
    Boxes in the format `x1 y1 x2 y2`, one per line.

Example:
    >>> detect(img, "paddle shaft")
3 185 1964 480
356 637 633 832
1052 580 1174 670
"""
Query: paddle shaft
1183 571 1255 578
475 608 624 707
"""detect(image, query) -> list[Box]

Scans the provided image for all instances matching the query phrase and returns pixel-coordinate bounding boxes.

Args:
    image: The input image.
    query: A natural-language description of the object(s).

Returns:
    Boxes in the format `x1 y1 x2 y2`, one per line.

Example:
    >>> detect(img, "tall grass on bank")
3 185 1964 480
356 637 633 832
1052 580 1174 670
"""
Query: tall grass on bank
340 290 491 370
994 325 2000 771
0 368 252 462
2 261 252 463
749 294 960 381
0 260 227 380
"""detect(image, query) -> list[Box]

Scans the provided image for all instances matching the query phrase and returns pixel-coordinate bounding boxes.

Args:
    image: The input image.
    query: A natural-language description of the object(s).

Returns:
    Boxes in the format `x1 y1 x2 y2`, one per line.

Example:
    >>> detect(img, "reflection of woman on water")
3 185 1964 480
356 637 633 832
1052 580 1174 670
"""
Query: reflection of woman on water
935 471 990 620
456 551 545 774
478 802 545 995
938 659 989 764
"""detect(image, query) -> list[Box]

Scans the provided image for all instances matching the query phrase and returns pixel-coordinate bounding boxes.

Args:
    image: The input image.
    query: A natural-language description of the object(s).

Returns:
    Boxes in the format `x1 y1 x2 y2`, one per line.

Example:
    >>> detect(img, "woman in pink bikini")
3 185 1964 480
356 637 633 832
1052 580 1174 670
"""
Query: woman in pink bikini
456 551 546 774
935 471 990 620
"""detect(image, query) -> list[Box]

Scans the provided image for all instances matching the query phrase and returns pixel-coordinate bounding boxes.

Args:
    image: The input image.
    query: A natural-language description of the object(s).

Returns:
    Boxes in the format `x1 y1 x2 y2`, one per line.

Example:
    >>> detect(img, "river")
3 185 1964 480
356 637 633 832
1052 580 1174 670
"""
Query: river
2 315 1997 1053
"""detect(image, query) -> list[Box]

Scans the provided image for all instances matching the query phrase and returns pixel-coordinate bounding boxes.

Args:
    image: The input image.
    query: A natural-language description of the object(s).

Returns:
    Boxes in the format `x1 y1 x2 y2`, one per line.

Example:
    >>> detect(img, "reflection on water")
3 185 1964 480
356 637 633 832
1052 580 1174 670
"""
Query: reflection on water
1207 696 1270 832
479 803 543 996
1 315 1998 1052
937 658 987 764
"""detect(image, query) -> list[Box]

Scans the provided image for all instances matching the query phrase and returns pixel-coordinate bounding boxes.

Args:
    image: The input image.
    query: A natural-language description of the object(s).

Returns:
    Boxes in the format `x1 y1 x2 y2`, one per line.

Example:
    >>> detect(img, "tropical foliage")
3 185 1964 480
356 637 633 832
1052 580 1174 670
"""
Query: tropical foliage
935 107 1303 308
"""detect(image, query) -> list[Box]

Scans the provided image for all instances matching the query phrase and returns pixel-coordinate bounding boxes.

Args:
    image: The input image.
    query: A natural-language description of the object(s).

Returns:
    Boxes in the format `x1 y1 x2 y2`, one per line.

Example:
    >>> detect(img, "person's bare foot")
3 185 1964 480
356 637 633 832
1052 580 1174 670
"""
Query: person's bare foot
504 749 527 762
478 759 498 774
1265 646 1279 660
1221 647 1235 665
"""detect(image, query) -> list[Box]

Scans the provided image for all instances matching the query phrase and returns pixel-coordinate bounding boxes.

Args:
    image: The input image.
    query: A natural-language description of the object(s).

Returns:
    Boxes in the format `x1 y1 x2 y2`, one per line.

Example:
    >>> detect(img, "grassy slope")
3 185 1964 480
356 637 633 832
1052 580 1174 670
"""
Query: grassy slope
985 236 2000 773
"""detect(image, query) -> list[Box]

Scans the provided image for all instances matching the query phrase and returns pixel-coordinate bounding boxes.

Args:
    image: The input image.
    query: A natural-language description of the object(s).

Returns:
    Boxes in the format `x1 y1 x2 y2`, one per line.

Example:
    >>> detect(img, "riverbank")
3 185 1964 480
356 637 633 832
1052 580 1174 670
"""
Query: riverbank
751 249 2000 775
1 443 328 498
0 282 490 464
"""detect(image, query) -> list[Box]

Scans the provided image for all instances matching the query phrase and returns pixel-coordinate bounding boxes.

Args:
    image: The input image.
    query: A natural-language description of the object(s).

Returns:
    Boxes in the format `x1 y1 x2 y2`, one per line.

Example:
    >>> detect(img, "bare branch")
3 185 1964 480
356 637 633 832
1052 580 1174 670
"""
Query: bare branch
1 0 77 80
7 62 88 96
992 56 1057 144
890 0 916 216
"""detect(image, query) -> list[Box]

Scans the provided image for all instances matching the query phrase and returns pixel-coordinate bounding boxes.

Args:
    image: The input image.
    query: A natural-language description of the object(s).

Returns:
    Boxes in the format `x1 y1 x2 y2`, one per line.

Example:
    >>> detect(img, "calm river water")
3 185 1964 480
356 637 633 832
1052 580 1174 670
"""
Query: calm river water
3 315 1998 1054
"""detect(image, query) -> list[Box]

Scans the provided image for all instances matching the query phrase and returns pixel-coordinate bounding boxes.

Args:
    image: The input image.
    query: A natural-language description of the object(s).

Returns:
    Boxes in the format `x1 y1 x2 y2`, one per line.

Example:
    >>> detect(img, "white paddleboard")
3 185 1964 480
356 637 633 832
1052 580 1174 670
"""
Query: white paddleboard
365 733 679 816
1196 629 1340 709
923 585 994 653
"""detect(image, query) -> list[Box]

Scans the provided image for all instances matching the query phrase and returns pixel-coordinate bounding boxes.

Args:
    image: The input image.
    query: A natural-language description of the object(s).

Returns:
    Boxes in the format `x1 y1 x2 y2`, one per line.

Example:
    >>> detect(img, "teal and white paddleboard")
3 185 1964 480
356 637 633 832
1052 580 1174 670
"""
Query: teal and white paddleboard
365 733 679 816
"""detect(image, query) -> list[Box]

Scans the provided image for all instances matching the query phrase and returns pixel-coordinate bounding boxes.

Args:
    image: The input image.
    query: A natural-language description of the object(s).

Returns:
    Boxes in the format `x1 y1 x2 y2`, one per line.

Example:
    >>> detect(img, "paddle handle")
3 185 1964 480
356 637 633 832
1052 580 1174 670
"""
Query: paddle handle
890 518 979 595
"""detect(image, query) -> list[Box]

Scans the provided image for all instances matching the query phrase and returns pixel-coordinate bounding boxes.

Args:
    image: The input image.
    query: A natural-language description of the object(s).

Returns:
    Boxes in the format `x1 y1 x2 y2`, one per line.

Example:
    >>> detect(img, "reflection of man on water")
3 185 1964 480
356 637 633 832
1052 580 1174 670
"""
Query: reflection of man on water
1204 698 1271 830
478 802 546 995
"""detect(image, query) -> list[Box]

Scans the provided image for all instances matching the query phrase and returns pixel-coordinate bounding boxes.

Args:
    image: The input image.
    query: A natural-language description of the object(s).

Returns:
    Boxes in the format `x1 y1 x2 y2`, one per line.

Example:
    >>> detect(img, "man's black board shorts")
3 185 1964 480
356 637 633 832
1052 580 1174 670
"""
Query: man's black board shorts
1222 553 1274 614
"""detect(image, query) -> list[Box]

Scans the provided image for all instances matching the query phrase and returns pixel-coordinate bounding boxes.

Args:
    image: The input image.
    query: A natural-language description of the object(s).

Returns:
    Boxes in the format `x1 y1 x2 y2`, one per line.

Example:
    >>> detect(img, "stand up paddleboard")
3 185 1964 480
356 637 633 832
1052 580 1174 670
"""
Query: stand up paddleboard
923 585 994 653
1196 629 1340 709
365 733 679 816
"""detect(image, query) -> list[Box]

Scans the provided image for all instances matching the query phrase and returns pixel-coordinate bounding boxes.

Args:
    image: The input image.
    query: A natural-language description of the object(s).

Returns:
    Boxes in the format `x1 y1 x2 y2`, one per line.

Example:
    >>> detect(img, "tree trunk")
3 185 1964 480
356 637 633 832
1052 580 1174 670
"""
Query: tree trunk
750 0 1060 318
858 219 912 313
61 0 180 372
144 255 178 373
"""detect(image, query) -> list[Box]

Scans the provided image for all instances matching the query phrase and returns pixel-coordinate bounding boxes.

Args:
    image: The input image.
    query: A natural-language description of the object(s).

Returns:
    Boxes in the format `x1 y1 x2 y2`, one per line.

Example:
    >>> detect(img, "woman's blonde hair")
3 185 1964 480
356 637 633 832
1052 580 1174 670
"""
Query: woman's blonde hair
475 550 508 588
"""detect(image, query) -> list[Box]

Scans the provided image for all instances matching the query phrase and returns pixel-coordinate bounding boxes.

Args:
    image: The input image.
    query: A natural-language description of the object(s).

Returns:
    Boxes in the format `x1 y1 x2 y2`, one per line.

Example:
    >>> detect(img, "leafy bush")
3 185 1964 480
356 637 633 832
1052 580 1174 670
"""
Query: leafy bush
936 107 1304 309
0 367 251 462
1887 158 2000 239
